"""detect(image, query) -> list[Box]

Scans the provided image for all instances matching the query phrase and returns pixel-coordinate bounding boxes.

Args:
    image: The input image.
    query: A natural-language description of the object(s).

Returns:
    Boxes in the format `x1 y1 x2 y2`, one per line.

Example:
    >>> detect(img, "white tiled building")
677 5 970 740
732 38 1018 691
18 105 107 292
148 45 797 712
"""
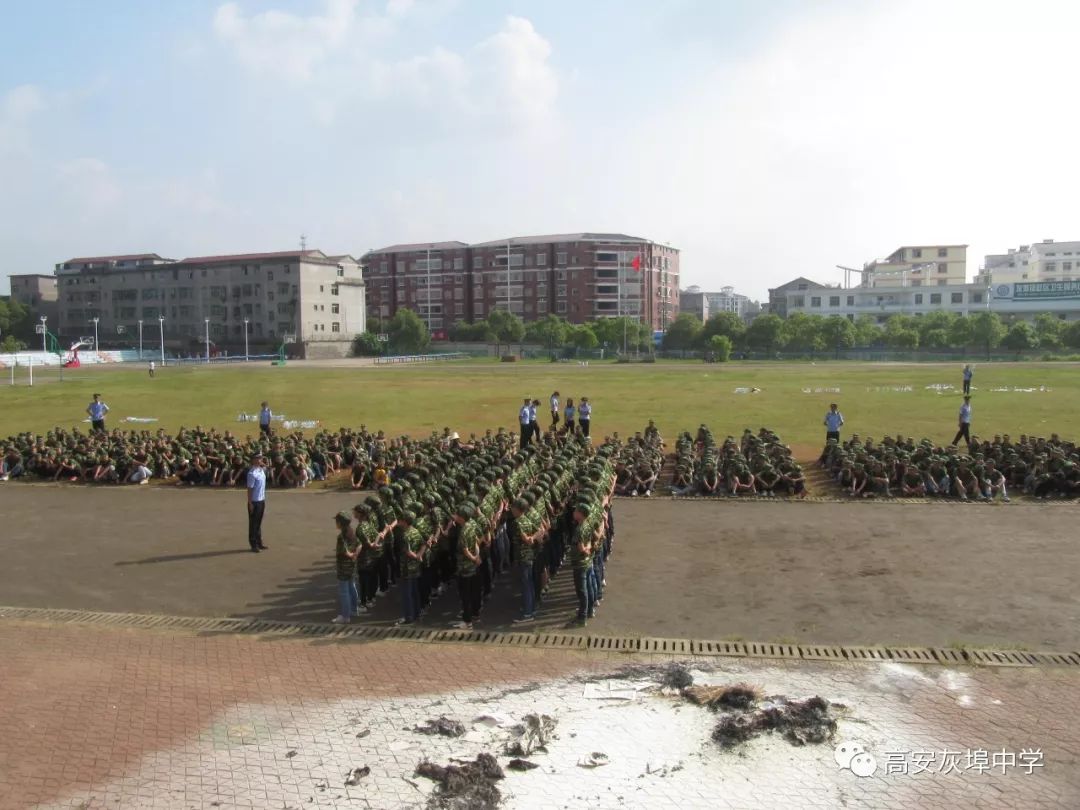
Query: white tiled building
54 250 365 358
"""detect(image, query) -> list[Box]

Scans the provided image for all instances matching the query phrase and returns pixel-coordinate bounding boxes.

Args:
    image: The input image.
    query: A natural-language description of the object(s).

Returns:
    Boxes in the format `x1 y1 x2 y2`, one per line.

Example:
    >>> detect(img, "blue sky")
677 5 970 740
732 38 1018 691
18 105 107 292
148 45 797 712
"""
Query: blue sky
3 0 1079 299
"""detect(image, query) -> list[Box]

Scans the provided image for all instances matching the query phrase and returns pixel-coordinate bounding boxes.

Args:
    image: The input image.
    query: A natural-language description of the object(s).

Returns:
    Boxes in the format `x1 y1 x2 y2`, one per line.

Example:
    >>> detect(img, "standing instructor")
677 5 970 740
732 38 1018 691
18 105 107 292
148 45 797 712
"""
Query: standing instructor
824 403 844 443
247 453 269 552
952 395 973 451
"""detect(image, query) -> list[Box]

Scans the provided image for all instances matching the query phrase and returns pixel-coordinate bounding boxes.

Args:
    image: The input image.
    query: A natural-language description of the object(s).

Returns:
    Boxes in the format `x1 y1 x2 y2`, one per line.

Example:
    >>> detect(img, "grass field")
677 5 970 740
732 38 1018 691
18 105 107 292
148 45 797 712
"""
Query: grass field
0 359 1076 455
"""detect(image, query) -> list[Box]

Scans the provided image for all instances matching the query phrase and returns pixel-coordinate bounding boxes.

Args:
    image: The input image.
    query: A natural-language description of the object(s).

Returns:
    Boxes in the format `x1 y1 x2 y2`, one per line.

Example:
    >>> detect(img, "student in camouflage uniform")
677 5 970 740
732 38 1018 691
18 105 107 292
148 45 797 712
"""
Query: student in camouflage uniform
452 503 483 629
352 501 382 611
397 510 424 625
331 511 359 624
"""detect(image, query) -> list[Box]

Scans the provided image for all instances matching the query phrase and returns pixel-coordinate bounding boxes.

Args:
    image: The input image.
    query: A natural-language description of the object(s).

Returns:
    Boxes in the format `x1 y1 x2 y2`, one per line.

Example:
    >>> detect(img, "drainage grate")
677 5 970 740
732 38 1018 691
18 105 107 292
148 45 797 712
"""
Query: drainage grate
3 606 1078 670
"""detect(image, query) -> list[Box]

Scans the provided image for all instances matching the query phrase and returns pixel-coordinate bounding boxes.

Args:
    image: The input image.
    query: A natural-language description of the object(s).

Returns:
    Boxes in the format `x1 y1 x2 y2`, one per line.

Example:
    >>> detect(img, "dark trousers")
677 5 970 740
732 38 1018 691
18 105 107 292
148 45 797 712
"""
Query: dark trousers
247 500 265 548
579 419 590 437
457 574 481 623
358 567 379 605
520 425 530 449
91 420 106 433
826 430 840 443
573 567 593 620
259 423 272 437
952 423 971 448
963 380 971 394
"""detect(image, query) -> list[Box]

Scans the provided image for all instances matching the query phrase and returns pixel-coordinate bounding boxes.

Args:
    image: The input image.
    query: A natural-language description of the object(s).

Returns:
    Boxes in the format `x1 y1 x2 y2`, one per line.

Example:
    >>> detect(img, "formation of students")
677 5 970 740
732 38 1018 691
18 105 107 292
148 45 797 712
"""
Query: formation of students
612 421 665 496
819 432 1080 500
331 427 619 629
670 426 807 497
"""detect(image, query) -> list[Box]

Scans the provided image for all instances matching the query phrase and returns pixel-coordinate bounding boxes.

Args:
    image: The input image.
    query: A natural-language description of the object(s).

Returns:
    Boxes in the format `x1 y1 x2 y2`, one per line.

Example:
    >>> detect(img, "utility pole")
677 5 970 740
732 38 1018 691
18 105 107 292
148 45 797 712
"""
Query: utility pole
204 318 210 363
158 316 165 365
244 318 250 360
506 240 512 314
426 246 432 334
138 319 143 358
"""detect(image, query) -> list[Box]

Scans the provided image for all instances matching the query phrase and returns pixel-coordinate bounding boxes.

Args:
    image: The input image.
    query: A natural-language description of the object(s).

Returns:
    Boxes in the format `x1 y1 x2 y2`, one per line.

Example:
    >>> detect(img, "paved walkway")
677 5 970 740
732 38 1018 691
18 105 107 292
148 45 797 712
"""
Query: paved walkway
1 618 1078 809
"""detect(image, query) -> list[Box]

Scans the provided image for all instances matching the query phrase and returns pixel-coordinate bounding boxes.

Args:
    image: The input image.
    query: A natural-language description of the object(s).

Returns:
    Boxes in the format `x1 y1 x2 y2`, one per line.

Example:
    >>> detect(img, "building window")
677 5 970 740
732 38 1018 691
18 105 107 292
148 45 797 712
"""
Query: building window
791 296 805 308
937 279 947 286
455 303 464 315
1046 262 1057 271
810 296 821 307
556 301 567 313
536 253 546 266
912 248 922 258
556 252 567 265
846 296 854 306
331 284 339 296
557 285 567 297
474 303 484 316
914 293 923 304
473 257 483 269
937 247 948 257
331 303 339 313
595 251 619 263
951 293 963 304
331 322 340 333
971 292 983 303
472 285 483 298
1064 262 1073 271
453 257 464 270
930 293 942 304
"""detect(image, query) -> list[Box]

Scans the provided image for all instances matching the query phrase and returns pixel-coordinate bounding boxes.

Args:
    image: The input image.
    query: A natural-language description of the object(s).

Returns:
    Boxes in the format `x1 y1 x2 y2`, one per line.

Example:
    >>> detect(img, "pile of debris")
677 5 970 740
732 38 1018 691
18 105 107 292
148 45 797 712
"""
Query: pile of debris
684 683 840 749
416 753 504 809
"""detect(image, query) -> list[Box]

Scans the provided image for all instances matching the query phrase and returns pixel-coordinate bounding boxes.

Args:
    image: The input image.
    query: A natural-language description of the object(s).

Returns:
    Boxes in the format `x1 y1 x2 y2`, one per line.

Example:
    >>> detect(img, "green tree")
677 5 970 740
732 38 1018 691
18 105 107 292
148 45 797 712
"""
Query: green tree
661 313 703 351
386 308 430 354
852 315 880 347
969 311 1006 359
701 312 745 347
485 309 525 355
449 320 491 341
744 313 784 354
1033 312 1064 351
1 334 27 352
351 332 382 356
781 313 825 355
1063 321 1080 350
1001 321 1038 356
567 323 598 351
883 314 919 350
524 314 569 354
922 328 950 350
916 310 957 343
820 315 856 359
591 316 647 353
708 334 733 362
948 315 974 348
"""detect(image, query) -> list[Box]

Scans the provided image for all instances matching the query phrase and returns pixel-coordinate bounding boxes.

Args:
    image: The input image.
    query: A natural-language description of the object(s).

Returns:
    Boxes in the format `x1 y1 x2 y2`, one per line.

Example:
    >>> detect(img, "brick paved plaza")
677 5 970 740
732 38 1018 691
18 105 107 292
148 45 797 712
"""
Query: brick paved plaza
1 618 1079 809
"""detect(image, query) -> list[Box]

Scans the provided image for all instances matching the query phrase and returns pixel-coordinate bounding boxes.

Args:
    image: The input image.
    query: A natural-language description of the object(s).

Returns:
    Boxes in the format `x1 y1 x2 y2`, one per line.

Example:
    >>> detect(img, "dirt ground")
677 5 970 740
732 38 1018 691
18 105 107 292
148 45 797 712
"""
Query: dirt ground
0 486 1077 650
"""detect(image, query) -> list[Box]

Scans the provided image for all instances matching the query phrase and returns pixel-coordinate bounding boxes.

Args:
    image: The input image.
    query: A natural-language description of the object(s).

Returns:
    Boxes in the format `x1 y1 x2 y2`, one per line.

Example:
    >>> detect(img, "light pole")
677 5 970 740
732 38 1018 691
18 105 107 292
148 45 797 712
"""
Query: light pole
138 319 143 358
243 318 250 361
158 316 165 365
40 315 47 352
204 318 210 363
91 317 99 353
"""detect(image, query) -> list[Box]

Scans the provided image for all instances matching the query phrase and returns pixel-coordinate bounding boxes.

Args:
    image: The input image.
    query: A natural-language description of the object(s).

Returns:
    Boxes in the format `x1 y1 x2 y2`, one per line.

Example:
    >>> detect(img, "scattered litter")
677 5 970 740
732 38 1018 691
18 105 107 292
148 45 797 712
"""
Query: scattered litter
344 766 370 786
415 752 504 809
865 385 912 393
684 683 762 711
988 386 1052 393
237 412 287 423
283 419 322 430
733 387 761 394
473 714 513 729
355 729 371 739
925 384 956 392
578 752 610 768
801 387 841 394
505 713 557 757
710 695 839 749
388 740 415 752
415 717 467 738
507 759 539 771
285 750 298 759
122 416 159 423
659 663 694 690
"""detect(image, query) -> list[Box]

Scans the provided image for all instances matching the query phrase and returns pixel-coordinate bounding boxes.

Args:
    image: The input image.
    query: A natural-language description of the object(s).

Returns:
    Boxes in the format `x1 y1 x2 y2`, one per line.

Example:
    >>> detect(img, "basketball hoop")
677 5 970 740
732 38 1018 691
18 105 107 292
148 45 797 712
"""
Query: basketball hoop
283 333 297 345
116 325 126 335
34 324 46 335
377 333 389 342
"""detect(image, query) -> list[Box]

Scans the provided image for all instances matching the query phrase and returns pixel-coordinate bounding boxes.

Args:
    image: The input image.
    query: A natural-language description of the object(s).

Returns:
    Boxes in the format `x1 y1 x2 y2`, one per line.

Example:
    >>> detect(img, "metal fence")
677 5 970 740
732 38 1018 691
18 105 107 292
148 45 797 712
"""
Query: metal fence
373 352 470 365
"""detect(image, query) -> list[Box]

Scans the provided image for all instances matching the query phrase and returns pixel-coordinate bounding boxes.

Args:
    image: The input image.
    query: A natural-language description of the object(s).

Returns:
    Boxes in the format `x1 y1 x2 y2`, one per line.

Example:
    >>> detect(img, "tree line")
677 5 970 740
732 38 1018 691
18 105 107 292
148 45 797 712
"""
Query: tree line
354 310 653 356
661 310 1080 358
0 297 36 352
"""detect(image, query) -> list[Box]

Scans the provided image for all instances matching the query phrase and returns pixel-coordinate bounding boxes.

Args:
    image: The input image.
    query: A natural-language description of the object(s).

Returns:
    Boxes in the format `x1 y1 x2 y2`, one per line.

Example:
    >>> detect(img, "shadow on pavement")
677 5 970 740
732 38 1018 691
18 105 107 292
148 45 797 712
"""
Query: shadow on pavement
115 549 255 566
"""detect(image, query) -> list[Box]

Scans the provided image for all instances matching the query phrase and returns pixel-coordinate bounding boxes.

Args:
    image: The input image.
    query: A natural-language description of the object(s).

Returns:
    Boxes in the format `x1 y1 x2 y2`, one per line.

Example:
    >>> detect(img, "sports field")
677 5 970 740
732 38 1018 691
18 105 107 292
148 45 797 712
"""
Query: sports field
0 359 1076 451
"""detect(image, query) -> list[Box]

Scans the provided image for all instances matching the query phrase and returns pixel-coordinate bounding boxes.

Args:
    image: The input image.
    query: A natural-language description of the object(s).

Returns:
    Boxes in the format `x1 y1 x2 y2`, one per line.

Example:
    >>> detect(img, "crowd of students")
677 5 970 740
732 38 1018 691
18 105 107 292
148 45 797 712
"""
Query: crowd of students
330 427 620 628
669 426 807 497
819 432 1080 500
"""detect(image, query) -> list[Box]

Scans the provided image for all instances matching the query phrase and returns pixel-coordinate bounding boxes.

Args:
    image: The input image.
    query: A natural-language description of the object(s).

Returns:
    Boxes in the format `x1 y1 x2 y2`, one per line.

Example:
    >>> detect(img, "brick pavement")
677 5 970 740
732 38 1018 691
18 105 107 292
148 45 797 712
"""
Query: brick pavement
1 619 1079 809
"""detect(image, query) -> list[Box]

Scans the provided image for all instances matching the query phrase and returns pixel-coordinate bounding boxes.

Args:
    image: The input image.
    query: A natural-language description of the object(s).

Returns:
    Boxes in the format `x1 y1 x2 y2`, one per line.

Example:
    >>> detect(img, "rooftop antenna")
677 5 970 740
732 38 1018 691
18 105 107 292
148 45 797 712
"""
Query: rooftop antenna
300 233 307 253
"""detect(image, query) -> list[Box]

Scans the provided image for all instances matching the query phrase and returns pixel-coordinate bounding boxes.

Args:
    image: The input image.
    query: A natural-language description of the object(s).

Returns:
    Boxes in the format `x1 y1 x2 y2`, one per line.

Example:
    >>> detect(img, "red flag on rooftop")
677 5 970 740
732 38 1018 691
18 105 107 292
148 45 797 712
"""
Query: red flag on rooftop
631 255 641 272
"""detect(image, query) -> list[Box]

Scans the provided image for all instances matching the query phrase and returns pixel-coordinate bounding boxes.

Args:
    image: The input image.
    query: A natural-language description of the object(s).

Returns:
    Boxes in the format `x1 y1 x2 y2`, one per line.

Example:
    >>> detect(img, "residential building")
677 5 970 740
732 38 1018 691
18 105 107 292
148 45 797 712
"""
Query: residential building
54 250 364 358
861 245 968 288
362 233 679 332
978 239 1080 285
7 273 59 323
680 287 709 321
769 274 1080 323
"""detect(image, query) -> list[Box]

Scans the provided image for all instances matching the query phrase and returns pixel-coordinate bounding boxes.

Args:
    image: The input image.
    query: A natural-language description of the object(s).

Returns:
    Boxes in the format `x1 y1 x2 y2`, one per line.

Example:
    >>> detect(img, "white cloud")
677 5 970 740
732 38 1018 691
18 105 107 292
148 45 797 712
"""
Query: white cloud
212 0 364 83
473 16 557 128
0 84 46 153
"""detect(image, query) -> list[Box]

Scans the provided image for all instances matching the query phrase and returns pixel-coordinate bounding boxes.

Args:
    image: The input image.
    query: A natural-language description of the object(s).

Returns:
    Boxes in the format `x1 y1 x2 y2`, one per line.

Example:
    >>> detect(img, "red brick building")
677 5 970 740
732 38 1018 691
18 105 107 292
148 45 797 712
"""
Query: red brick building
362 233 679 332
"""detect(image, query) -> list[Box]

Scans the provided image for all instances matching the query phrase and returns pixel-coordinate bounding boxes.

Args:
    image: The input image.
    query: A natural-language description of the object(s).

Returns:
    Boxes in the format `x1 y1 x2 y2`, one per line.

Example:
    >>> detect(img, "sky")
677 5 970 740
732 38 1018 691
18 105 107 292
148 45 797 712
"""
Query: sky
3 0 1080 300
